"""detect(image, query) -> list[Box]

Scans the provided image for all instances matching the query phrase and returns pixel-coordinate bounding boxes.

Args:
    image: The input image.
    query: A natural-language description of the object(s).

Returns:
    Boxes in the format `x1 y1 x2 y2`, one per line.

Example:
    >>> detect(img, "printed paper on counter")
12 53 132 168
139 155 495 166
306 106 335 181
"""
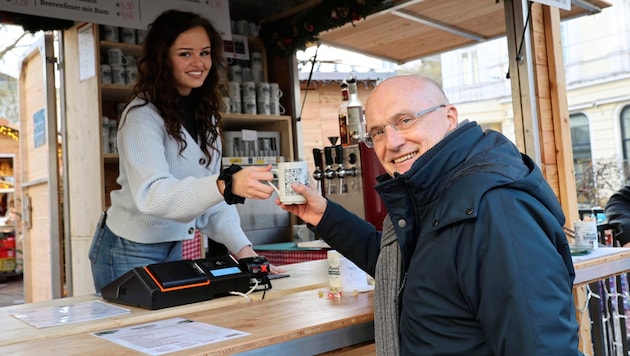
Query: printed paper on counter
10 300 130 328
92 317 251 355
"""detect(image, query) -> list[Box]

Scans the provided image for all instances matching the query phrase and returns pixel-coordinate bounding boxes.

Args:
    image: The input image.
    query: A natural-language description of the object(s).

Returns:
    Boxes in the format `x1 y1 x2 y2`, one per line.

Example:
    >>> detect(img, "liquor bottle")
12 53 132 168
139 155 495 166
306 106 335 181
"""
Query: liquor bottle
338 82 349 145
346 78 364 144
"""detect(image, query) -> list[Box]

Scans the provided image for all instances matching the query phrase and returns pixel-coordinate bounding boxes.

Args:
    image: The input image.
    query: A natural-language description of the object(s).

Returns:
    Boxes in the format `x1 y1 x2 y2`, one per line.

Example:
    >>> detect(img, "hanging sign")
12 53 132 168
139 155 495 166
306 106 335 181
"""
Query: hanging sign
0 0 232 39
531 0 571 11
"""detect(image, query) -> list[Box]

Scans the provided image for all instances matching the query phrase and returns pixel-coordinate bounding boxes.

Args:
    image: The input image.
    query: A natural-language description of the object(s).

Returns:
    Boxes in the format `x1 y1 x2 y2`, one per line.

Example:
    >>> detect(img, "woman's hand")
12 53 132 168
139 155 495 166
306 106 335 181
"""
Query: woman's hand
236 245 286 274
227 164 276 199
276 182 327 227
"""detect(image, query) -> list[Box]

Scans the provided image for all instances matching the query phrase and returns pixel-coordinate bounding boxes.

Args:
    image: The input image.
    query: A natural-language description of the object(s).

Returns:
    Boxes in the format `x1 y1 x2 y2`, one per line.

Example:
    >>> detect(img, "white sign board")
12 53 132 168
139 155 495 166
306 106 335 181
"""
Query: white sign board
531 0 571 11
0 0 232 39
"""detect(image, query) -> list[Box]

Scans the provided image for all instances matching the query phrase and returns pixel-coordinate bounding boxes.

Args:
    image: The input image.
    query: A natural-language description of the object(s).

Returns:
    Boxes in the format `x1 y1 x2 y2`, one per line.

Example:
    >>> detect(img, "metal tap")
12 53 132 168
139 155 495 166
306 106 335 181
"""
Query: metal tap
312 148 324 194
334 145 347 194
323 146 336 196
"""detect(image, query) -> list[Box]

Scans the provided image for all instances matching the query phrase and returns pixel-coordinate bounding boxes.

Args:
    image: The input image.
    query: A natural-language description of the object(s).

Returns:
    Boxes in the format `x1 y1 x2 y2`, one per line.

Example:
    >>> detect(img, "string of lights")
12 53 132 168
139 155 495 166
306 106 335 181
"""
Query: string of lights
0 125 19 141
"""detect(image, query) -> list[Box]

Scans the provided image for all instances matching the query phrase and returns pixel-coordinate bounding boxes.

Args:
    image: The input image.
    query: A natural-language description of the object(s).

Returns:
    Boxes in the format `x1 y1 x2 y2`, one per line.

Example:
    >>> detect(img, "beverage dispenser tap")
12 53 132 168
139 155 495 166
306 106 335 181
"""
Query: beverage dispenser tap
312 148 324 194
323 146 336 196
334 144 347 194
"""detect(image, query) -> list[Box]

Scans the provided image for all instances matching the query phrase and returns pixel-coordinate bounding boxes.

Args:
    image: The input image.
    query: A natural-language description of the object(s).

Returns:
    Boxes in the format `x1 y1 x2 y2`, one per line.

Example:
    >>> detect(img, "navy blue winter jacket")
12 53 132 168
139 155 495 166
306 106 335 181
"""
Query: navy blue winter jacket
314 121 579 355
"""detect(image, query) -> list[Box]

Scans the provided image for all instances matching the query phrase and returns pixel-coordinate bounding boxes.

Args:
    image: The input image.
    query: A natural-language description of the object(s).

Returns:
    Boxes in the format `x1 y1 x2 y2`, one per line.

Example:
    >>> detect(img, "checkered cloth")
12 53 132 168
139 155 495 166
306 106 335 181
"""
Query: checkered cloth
182 230 203 260
257 250 328 266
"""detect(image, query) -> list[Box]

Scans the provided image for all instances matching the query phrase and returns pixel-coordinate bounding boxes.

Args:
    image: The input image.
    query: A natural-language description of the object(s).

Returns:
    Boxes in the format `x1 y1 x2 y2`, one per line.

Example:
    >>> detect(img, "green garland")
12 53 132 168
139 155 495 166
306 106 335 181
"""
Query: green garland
259 0 398 57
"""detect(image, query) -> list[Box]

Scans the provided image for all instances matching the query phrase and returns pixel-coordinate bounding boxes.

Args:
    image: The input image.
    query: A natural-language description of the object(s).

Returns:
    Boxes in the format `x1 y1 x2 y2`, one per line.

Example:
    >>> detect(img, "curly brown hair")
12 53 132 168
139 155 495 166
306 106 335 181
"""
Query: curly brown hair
125 10 227 163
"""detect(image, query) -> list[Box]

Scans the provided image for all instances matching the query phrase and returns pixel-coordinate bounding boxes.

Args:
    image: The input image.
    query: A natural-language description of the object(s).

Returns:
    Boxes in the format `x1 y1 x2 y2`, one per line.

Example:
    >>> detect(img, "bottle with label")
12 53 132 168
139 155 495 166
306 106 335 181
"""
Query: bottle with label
338 82 349 145
346 78 364 144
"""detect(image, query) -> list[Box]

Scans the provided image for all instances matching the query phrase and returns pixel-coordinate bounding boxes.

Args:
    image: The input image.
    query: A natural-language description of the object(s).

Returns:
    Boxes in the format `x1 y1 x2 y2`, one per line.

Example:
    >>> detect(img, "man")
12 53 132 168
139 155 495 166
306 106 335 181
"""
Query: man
278 75 579 355
605 184 630 247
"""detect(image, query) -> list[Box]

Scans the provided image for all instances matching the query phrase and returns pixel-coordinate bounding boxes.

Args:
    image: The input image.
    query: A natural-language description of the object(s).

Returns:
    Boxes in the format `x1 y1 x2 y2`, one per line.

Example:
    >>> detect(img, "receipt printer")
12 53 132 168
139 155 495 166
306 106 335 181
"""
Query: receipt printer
101 255 252 310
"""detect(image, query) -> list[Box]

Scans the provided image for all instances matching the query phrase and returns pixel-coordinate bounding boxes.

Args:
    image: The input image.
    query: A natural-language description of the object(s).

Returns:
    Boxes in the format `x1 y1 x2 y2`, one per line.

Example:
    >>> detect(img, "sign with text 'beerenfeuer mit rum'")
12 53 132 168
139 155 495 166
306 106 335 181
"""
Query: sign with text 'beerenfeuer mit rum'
0 0 232 39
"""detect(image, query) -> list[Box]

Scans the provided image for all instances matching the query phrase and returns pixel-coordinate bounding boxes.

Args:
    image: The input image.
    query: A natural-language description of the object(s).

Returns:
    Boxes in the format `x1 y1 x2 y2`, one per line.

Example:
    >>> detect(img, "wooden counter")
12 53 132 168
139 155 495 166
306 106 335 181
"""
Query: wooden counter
6 248 630 355
572 247 630 285
0 259 329 347
1 289 374 355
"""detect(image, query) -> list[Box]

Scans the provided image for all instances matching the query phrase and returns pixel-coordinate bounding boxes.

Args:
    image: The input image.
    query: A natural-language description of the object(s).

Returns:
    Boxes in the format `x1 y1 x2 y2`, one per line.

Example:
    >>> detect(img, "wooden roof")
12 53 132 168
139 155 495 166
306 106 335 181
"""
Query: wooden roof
312 0 612 64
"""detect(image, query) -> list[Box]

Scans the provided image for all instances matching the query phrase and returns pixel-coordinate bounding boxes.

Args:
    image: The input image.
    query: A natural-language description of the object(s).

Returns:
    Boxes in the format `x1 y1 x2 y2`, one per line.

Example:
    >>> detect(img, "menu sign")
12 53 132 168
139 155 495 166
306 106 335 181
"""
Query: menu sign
0 0 232 39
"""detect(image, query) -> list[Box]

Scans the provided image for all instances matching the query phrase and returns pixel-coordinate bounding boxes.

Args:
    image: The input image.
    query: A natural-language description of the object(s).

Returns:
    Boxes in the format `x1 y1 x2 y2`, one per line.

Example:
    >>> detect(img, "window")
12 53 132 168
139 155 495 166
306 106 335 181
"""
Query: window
570 113 592 206
620 105 630 160
461 51 479 86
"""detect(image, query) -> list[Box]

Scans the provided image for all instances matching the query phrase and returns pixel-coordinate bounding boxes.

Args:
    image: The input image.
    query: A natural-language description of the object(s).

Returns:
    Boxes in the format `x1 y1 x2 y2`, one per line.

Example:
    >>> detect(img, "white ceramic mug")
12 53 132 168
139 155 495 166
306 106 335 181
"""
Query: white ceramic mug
120 27 136 44
269 83 283 99
108 48 128 66
243 96 257 115
257 99 270 115
101 25 119 42
241 81 256 99
124 65 137 85
268 161 309 204
270 100 286 115
100 64 112 84
574 220 598 250
256 82 270 101
229 64 243 82
111 64 126 85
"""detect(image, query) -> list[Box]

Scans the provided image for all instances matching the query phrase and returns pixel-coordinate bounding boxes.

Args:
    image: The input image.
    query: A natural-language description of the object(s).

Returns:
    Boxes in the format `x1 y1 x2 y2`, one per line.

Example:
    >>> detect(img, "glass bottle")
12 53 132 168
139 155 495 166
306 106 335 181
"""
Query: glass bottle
338 82 349 145
346 78 364 144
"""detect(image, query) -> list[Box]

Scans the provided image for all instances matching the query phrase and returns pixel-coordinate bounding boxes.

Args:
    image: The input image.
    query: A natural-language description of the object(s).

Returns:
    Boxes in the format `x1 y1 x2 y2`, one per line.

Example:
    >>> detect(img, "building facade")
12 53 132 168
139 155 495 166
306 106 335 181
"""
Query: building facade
442 0 630 207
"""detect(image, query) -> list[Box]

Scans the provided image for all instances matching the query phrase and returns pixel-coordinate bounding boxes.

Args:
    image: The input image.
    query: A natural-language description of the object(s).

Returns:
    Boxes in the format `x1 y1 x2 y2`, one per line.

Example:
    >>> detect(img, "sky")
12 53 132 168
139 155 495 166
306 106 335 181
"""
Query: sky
0 25 38 78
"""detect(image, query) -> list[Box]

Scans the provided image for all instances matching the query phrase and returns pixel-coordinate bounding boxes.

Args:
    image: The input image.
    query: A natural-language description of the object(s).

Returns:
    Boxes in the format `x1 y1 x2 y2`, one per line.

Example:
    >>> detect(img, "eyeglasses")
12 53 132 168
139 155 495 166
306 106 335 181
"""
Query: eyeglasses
363 104 447 148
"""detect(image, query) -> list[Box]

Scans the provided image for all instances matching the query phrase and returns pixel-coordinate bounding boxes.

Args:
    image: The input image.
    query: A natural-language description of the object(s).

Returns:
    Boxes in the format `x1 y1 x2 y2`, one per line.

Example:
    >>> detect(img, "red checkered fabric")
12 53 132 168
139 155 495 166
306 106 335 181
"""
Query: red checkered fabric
257 250 328 266
182 230 203 260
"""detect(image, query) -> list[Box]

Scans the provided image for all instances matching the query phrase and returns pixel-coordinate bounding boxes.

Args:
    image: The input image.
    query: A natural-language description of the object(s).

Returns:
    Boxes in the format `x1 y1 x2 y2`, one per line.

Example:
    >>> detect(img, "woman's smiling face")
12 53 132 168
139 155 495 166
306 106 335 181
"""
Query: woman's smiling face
169 26 212 95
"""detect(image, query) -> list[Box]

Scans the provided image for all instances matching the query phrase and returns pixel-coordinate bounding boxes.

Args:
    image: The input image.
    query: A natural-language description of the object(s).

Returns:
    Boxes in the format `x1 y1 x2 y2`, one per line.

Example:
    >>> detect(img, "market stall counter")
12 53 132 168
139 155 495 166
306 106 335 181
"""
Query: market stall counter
0 259 329 348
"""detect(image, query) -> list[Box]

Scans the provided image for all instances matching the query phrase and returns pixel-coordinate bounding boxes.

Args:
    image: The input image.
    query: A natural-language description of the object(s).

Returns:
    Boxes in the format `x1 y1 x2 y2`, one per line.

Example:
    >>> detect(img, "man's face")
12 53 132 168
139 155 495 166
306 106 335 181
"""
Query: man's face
364 78 457 176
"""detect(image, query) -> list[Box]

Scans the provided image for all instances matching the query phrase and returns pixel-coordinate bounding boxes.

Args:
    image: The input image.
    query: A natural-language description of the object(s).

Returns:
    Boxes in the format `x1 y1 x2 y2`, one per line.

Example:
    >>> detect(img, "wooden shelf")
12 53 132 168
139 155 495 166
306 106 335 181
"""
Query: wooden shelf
101 84 133 102
223 113 290 126
99 40 142 57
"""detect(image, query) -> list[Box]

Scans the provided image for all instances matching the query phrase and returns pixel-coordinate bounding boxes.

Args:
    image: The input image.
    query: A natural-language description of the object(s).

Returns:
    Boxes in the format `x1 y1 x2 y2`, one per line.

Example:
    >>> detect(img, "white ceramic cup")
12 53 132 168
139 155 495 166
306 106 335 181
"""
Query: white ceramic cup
108 48 128 66
270 100 286 115
574 220 598 250
241 81 256 99
100 64 112 84
228 81 241 100
236 20 250 35
111 64 126 85
230 98 242 114
268 161 309 204
243 96 257 115
269 83 283 99
257 99 270 115
256 82 270 101
229 64 243 83
124 65 137 85
221 97 230 113
101 25 119 42
120 27 136 44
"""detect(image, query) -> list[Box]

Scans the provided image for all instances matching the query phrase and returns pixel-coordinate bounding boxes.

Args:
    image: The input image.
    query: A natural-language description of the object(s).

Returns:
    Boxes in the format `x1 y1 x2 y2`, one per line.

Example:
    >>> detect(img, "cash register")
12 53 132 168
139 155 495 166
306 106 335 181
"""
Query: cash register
101 255 271 310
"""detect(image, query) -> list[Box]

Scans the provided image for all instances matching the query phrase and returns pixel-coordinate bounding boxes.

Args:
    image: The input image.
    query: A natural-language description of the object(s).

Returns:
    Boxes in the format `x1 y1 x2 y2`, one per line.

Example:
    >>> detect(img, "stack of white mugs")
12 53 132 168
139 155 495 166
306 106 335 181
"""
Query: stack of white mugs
99 25 145 86
226 52 284 116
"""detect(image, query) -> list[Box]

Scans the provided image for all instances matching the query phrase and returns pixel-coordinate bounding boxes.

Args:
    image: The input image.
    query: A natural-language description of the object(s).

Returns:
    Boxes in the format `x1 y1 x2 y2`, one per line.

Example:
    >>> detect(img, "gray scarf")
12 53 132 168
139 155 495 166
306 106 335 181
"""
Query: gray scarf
374 215 403 355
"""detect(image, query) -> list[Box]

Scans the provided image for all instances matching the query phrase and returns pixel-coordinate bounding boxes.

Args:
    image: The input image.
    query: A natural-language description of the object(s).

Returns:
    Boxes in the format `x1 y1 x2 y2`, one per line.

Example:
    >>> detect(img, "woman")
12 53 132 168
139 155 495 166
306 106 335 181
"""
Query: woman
89 10 279 292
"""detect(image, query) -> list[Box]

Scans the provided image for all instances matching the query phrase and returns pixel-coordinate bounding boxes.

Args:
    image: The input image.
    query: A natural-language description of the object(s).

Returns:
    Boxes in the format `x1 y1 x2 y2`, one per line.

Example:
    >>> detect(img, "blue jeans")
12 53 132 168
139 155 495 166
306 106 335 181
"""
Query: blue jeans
89 221 183 293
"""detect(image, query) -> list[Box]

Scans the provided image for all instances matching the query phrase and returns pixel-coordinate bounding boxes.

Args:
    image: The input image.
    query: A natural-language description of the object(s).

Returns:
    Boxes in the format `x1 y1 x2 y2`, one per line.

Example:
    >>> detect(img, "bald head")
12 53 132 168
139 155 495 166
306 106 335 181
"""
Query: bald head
363 75 458 176
365 75 448 113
